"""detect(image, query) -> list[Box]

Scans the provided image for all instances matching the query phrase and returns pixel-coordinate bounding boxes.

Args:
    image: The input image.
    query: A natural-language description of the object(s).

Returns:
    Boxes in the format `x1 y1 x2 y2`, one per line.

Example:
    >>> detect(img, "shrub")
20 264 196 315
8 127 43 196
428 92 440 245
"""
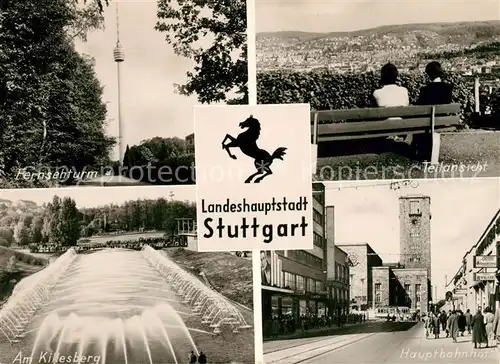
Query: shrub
0 237 10 247
257 70 476 124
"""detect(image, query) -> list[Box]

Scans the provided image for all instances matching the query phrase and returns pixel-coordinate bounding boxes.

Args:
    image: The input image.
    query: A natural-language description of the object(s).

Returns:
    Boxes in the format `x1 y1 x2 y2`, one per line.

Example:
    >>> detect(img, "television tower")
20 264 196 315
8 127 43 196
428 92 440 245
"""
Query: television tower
113 3 125 165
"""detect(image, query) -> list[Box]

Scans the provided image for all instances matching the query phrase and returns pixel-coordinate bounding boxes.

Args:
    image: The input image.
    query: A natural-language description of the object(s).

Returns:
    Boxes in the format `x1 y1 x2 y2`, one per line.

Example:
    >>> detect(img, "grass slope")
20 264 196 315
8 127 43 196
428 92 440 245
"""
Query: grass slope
164 248 254 309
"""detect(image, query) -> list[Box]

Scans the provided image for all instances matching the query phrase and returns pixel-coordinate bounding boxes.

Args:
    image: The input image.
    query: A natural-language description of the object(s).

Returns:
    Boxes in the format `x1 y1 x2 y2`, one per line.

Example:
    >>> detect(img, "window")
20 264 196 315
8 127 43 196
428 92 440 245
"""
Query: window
405 284 412 302
284 272 296 289
316 281 323 292
374 283 381 303
410 226 420 237
289 250 323 269
313 233 324 248
415 284 421 303
313 209 323 225
296 276 305 290
409 200 421 215
308 278 316 293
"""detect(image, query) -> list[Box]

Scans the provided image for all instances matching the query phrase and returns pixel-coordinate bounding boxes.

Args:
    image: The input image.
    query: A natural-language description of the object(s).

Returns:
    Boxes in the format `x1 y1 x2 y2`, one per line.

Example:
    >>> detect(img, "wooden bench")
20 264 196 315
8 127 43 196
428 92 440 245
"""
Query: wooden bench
310 103 461 162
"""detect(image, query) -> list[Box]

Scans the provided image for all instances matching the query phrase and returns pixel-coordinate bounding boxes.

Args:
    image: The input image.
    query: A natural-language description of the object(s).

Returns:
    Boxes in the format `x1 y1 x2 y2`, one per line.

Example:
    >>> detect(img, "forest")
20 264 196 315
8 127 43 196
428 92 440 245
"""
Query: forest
0 196 196 250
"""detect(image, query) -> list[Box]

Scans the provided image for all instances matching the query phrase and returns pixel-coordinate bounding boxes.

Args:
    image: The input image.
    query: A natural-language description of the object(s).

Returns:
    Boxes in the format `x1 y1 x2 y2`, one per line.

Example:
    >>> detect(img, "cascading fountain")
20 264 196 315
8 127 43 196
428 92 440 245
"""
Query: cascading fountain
0 249 77 343
0 248 252 364
27 249 201 364
141 246 252 334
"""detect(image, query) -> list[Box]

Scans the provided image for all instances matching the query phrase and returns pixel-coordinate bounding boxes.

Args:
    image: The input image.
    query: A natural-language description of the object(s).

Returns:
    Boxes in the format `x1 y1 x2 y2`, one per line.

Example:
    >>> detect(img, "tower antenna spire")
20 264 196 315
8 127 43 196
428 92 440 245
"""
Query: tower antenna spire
116 2 121 44
113 1 125 165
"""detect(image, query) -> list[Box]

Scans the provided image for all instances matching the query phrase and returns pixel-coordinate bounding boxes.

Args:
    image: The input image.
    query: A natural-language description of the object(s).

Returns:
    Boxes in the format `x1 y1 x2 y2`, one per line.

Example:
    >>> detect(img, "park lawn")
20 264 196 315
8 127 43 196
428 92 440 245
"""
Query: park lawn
87 231 165 243
0 246 49 268
0 247 48 302
164 248 254 310
163 248 255 363
316 130 500 180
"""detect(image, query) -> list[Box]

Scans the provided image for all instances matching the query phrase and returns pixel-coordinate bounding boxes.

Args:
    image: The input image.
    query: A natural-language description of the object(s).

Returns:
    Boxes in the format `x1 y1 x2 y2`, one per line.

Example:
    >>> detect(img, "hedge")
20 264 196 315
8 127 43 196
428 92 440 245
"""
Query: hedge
257 70 476 122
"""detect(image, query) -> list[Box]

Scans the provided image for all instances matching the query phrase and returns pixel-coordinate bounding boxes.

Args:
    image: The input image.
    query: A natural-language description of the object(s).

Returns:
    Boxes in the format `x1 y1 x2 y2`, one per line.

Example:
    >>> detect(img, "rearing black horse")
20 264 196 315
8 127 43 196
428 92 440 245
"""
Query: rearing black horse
221 115 287 183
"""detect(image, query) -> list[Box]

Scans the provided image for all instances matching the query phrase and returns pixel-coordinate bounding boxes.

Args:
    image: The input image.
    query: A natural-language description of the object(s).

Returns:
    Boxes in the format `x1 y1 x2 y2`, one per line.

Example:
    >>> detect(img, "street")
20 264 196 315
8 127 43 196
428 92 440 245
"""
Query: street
264 321 499 364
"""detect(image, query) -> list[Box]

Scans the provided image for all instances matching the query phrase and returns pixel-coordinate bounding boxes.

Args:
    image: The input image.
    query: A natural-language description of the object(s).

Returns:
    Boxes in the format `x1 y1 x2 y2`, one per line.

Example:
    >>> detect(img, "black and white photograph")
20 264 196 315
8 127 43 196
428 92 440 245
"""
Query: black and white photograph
256 0 500 180
261 179 499 363
0 0 247 188
0 186 254 363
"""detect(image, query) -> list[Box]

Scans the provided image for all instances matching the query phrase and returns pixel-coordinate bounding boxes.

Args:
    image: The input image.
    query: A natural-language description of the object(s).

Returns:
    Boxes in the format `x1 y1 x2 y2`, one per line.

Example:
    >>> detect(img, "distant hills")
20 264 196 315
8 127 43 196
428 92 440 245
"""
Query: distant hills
257 20 500 46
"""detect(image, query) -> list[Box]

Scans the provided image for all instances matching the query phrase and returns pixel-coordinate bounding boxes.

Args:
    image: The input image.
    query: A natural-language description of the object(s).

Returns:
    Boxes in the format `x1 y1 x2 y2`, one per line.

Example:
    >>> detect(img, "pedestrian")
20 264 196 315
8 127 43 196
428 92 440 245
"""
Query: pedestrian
457 310 466 336
431 311 440 339
465 309 472 334
447 311 459 343
471 308 488 349
198 351 207 364
189 351 197 364
439 310 447 335
423 313 430 339
483 307 494 347
493 306 499 347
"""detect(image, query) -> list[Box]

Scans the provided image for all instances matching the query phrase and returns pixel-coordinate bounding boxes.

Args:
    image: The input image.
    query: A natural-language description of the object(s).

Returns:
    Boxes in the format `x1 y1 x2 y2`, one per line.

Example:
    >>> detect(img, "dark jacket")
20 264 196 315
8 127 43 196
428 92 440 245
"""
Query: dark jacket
416 82 453 105
198 354 207 364
458 314 466 331
471 313 488 344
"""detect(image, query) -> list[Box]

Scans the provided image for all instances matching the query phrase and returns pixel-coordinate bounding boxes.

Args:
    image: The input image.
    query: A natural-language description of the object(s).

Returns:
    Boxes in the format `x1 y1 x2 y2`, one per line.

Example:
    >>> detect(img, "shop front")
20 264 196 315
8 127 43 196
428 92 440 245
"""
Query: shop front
262 286 330 338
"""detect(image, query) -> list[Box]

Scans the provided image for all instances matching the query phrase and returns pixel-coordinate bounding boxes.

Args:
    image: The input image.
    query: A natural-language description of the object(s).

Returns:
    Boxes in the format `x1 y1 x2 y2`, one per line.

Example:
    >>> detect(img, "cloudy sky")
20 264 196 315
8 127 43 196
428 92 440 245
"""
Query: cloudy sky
256 0 500 33
0 186 195 208
324 178 500 300
75 0 205 160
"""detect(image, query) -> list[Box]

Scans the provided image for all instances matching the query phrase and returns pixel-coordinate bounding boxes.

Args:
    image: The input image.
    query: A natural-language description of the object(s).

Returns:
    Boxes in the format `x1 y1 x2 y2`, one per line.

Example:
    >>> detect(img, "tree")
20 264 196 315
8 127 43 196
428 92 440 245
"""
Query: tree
31 216 44 243
0 237 10 247
156 0 247 104
56 197 81 246
0 228 14 245
46 196 62 244
0 0 115 185
13 218 30 246
123 145 131 168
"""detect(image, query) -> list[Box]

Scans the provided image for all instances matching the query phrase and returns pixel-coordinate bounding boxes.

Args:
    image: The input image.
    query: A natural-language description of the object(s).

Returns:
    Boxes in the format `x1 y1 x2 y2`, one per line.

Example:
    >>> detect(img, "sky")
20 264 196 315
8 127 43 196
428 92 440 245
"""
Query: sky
75 0 204 160
256 0 500 33
324 178 500 300
0 185 195 208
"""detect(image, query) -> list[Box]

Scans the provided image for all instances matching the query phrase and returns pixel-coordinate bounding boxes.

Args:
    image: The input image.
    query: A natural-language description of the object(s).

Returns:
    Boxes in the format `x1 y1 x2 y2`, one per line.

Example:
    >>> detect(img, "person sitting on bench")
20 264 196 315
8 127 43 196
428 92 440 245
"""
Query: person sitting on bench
372 63 410 142
416 61 453 106
373 63 409 108
412 61 453 160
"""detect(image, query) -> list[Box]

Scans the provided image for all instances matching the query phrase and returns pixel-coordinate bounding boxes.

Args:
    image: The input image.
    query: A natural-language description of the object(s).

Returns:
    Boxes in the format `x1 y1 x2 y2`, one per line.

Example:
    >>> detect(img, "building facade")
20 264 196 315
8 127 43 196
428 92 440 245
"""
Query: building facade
399 195 432 303
184 133 195 154
176 218 197 250
261 183 350 323
448 209 500 313
365 195 432 316
337 243 383 311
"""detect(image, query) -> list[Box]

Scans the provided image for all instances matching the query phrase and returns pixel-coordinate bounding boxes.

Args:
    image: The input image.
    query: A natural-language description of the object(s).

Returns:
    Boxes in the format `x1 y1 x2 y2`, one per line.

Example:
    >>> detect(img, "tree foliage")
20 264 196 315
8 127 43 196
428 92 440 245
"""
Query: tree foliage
155 0 248 104
123 137 188 167
0 0 115 187
0 195 196 249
